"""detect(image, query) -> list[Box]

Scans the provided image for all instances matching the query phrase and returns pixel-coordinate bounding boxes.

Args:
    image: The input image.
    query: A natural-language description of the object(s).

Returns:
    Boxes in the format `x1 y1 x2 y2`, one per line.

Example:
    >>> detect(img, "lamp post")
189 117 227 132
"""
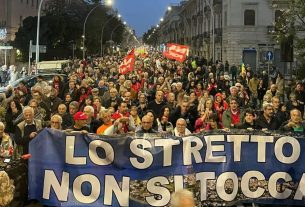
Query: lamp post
82 2 101 60
111 21 126 41
167 6 190 46
101 14 121 57
205 0 215 63
35 0 45 69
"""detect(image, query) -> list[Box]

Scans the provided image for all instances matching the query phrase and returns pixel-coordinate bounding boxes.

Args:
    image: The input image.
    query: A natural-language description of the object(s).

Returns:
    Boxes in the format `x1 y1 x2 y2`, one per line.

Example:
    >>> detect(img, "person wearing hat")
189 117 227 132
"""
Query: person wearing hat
67 111 89 132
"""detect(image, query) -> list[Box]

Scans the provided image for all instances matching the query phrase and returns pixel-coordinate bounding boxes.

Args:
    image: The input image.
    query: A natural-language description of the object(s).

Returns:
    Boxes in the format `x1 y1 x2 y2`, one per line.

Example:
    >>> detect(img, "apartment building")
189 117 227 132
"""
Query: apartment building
159 0 287 71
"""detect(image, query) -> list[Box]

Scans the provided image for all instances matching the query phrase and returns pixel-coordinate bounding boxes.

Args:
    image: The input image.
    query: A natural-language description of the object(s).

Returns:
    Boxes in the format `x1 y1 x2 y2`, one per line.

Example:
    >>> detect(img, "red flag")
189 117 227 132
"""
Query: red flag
163 43 189 62
119 49 135 75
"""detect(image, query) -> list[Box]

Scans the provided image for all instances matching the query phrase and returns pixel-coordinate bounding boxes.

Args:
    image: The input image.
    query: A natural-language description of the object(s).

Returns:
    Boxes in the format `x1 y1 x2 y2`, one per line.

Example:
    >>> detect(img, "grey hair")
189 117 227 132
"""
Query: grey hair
263 103 273 110
84 105 94 115
230 86 237 91
23 106 34 115
170 189 194 207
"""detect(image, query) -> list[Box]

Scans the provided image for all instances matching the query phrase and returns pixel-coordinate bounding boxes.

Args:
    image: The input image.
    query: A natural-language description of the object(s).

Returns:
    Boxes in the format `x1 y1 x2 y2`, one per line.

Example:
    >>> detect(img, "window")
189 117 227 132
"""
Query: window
244 10 255 26
275 10 283 23
275 10 283 31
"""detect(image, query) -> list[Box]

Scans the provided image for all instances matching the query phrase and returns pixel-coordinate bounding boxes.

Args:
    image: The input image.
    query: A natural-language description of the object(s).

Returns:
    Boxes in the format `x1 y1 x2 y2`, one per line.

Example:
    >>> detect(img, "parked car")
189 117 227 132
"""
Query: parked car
0 73 67 93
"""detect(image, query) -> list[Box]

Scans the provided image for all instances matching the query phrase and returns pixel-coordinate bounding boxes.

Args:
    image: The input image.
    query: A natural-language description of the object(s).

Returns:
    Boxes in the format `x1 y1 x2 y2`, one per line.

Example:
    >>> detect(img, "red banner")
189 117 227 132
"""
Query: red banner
119 49 135 75
163 43 189 62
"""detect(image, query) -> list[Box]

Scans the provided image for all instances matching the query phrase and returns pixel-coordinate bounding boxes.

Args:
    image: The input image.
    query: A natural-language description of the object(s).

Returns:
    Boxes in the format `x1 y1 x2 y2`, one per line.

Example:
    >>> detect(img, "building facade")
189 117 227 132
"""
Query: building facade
0 0 51 42
159 0 287 71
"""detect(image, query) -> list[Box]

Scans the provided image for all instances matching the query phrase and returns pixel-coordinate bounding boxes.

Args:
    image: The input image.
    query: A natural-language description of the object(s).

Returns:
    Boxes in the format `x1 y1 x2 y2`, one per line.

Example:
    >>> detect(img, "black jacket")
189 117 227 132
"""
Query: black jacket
256 115 280 130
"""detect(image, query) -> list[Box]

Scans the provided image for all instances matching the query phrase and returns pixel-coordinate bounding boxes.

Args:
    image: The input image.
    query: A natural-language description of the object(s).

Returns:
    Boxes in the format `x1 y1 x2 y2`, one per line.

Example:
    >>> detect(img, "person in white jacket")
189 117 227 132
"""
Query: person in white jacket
174 118 191 137
9 65 18 85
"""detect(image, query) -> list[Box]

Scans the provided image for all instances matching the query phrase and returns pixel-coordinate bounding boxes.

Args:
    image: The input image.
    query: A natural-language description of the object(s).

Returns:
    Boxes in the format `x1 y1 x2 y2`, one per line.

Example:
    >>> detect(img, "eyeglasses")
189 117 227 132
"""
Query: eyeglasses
51 121 60 124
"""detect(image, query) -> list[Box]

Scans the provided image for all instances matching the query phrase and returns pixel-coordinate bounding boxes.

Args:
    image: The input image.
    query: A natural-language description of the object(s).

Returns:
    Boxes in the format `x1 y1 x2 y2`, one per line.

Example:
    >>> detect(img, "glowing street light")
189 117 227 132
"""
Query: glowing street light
167 6 172 11
82 0 113 59
105 0 112 6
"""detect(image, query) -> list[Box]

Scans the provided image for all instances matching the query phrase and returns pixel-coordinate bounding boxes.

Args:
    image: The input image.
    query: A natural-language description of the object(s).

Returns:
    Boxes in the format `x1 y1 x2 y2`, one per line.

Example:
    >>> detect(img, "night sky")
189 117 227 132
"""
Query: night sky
113 0 182 37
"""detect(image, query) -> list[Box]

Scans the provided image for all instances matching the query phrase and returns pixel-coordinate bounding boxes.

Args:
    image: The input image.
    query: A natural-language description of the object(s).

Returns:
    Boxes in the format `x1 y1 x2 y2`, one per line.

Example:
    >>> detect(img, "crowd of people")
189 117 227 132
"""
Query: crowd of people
0 51 305 158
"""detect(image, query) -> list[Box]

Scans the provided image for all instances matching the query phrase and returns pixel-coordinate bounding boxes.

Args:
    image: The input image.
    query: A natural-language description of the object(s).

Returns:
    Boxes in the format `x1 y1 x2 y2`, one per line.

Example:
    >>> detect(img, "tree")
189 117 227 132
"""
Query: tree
273 0 305 78
143 27 159 46
13 0 125 61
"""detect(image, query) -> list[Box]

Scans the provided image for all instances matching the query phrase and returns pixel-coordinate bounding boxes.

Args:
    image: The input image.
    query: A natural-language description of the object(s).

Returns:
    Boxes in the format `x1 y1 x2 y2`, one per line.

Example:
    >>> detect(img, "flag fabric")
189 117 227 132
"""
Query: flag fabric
119 49 135 75
163 43 189 62
240 63 246 77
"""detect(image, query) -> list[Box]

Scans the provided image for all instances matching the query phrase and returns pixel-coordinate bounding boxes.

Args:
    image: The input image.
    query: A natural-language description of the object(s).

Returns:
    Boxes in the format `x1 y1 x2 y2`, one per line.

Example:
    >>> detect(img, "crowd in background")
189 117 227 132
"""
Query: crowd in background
0 50 305 158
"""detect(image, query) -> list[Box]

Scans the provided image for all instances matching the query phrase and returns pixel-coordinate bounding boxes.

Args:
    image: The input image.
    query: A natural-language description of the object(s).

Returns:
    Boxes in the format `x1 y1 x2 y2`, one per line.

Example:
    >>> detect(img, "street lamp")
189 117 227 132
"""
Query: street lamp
100 13 121 57
82 0 113 59
205 0 215 63
111 21 126 41
82 2 103 60
167 5 190 46
35 0 45 69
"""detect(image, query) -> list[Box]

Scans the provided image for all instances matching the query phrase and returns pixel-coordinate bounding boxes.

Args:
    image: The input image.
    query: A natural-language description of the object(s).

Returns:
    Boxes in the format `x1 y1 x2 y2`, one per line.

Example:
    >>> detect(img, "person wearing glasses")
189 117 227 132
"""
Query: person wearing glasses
50 115 62 130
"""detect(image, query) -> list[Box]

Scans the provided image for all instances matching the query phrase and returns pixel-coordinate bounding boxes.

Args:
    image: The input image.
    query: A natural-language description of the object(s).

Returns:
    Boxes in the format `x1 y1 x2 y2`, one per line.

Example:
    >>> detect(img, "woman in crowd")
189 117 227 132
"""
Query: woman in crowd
257 79 267 108
207 78 218 97
96 109 113 135
198 90 213 112
157 106 173 133
214 93 228 127
129 105 141 128
194 82 204 97
5 99 23 134
0 122 13 158
52 75 64 99
195 99 217 132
